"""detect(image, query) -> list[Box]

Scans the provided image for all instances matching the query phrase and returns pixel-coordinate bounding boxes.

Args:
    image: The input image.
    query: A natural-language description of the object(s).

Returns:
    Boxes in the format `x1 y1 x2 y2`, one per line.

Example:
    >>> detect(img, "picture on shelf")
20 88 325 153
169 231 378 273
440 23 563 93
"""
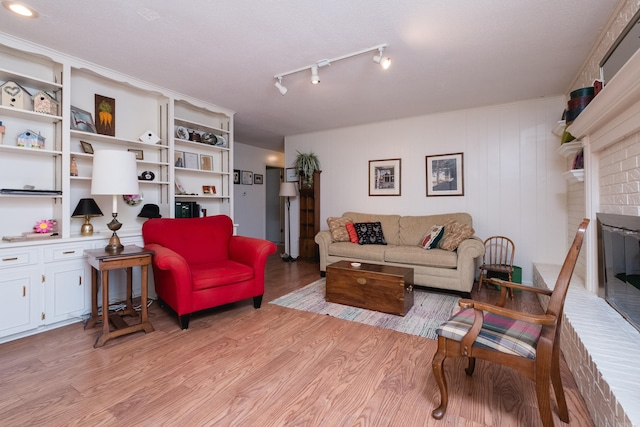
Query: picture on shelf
95 94 115 136
80 140 94 154
233 169 240 184
70 105 96 133
184 152 198 169
241 170 253 185
174 151 185 168
254 174 263 184
203 185 212 194
128 148 143 160
200 154 213 171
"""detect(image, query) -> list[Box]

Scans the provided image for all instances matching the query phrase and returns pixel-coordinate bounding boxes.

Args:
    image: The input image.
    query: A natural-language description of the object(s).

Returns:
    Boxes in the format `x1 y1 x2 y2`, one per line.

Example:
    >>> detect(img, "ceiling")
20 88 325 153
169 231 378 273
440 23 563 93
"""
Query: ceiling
0 0 620 152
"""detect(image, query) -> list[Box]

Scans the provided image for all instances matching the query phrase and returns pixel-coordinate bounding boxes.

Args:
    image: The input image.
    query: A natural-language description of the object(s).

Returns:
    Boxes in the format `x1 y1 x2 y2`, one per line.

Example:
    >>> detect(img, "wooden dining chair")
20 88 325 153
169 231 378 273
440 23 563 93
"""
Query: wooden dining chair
478 236 515 297
431 219 589 427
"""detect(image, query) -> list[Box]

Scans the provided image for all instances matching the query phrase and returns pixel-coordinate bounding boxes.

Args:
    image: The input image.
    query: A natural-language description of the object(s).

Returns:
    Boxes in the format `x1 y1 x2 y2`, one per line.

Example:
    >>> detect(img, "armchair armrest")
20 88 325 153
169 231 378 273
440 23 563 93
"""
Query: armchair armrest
228 236 276 267
144 243 193 314
144 243 191 282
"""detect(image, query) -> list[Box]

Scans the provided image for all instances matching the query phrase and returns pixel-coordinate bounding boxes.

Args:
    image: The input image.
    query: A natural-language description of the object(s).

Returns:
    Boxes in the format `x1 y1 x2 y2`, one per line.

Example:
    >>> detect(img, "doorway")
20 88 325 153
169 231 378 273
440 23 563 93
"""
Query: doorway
265 166 284 244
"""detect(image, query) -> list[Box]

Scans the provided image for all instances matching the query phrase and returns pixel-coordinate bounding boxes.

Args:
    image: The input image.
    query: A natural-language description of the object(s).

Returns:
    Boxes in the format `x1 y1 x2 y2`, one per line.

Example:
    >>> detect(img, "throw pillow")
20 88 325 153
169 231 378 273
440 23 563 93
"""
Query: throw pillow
326 216 352 242
419 225 445 249
345 222 359 243
354 222 387 245
437 219 475 251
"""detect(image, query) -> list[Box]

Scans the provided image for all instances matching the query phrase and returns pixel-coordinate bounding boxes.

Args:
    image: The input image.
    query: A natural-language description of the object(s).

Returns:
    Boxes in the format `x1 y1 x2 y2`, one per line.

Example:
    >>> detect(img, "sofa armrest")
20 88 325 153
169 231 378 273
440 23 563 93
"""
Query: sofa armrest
315 230 333 272
456 237 486 292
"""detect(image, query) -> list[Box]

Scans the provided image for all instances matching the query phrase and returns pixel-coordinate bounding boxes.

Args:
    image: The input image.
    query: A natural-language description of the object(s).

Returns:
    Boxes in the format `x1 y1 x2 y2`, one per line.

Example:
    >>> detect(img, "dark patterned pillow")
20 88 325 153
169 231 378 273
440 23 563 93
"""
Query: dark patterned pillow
354 222 387 245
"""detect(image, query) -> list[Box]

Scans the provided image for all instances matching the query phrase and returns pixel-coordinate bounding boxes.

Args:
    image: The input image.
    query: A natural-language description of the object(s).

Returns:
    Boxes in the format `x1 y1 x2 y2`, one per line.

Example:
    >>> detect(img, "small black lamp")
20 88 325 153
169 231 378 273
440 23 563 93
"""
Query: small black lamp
72 198 103 236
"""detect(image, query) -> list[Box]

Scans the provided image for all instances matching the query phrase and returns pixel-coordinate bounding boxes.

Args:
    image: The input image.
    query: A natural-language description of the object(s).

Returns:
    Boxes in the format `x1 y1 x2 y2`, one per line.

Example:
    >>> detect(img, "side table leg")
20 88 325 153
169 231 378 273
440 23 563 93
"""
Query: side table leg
94 270 111 348
140 264 154 332
84 267 99 329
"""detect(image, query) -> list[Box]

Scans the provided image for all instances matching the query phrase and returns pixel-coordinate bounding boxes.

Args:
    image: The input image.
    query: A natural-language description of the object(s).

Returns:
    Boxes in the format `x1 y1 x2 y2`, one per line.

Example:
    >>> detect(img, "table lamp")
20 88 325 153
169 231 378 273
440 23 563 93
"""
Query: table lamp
279 182 297 262
91 150 139 252
71 198 103 236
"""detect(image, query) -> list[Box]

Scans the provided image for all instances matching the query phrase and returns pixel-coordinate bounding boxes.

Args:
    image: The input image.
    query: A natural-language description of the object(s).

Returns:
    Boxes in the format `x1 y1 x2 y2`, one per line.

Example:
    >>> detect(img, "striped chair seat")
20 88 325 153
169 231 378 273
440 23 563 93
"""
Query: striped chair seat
437 308 542 359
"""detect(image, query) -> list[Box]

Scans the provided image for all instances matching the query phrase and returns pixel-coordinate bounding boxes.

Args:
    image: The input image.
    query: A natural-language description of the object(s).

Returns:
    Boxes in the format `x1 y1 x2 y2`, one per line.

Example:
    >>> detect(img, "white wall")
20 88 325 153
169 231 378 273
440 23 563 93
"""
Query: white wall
285 96 568 283
233 142 284 238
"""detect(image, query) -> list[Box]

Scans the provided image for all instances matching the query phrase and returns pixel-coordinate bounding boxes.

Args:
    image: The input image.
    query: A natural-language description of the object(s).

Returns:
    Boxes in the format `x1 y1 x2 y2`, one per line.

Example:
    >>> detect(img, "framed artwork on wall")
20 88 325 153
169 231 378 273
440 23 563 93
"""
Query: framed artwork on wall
242 170 253 185
369 158 401 196
233 169 240 184
285 167 298 182
426 152 464 196
254 174 263 184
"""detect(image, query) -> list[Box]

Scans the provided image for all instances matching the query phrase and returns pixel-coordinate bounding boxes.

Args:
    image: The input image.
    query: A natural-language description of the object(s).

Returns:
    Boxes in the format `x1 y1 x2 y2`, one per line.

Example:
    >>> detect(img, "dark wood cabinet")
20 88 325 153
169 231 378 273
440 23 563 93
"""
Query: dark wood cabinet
299 170 320 262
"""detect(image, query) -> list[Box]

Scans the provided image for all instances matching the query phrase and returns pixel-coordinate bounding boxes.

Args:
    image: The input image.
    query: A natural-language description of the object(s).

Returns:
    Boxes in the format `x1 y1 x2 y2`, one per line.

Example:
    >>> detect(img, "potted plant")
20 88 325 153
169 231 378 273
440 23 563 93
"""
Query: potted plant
294 151 320 189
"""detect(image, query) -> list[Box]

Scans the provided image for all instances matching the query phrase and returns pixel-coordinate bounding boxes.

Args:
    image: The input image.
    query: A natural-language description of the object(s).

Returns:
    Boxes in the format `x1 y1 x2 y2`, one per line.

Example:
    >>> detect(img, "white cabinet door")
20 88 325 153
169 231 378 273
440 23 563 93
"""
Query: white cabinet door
43 261 88 325
0 270 40 338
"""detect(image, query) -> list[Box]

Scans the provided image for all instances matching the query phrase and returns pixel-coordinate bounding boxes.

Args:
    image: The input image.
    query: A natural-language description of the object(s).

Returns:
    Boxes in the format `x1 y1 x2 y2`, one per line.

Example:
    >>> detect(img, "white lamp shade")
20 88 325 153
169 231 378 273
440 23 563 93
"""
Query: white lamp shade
279 182 297 197
91 150 139 195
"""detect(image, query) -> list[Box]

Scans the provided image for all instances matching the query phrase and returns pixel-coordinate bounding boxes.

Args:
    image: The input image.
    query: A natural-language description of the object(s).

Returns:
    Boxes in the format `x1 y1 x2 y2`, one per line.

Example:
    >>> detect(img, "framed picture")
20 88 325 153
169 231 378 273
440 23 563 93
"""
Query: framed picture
285 167 298 182
426 152 464 196
242 170 253 185
369 158 401 196
200 154 213 171
254 173 263 185
174 151 185 168
233 169 240 184
70 105 96 133
202 185 212 194
95 94 115 136
80 140 94 154
128 148 143 160
175 177 186 194
184 152 198 169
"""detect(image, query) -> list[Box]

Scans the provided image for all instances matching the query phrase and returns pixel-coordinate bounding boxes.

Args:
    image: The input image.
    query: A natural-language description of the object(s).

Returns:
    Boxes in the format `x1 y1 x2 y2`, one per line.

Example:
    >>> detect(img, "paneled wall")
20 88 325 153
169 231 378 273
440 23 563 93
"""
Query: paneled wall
285 96 567 283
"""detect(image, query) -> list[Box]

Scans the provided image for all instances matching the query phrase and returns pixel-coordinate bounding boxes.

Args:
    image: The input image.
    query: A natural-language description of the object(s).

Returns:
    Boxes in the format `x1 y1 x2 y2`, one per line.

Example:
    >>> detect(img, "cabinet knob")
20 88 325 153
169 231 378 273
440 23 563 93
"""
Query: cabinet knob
357 277 367 285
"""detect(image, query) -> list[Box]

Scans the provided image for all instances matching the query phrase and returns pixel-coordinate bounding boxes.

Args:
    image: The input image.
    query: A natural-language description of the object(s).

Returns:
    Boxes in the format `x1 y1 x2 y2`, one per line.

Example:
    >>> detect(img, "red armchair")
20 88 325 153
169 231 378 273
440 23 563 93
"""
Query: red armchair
142 215 276 329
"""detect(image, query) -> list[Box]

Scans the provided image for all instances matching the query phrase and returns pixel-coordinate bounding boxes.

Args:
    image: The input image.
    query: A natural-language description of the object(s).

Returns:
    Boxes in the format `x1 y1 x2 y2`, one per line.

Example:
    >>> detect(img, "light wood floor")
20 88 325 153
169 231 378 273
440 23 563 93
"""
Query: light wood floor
0 251 593 426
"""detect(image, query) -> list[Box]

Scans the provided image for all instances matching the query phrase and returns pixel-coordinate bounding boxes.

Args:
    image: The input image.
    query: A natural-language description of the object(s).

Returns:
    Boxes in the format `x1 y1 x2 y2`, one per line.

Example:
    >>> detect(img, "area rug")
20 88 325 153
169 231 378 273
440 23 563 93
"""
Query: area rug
270 279 459 340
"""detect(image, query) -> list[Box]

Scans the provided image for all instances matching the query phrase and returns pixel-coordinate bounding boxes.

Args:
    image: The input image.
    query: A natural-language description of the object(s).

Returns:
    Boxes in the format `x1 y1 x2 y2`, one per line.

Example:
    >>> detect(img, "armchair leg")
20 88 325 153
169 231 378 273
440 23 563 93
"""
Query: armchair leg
431 337 449 420
253 295 263 309
551 338 569 422
179 314 191 330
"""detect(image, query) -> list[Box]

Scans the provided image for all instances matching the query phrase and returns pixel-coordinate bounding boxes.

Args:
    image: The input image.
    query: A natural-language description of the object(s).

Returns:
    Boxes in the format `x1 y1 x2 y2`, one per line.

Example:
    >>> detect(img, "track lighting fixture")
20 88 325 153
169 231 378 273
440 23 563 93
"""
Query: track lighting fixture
274 77 287 95
373 46 391 70
273 43 390 95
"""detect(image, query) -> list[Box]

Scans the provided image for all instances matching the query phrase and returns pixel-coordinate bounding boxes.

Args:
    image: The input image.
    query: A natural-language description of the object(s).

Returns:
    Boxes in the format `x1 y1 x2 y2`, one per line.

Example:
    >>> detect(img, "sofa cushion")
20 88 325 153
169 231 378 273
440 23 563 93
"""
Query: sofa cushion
385 246 458 268
354 222 387 245
399 213 472 246
438 219 475 251
343 212 401 245
419 225 445 249
326 216 352 242
328 241 390 262
345 222 359 243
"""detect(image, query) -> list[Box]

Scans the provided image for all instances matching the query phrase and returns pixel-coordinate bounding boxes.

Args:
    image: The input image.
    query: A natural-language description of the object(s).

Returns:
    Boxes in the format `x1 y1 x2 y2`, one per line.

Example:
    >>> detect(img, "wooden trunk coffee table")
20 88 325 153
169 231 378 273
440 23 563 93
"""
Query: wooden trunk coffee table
325 261 414 316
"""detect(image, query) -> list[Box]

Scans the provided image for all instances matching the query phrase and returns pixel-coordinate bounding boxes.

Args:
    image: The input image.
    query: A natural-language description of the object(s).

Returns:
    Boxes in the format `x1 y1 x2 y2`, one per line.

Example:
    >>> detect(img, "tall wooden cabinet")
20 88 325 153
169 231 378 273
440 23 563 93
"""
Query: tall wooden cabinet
298 171 320 262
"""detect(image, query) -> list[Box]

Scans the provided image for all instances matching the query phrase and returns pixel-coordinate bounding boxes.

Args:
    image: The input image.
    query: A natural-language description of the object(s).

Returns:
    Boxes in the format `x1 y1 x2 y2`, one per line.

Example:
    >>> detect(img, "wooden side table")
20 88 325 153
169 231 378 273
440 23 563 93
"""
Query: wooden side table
84 245 154 347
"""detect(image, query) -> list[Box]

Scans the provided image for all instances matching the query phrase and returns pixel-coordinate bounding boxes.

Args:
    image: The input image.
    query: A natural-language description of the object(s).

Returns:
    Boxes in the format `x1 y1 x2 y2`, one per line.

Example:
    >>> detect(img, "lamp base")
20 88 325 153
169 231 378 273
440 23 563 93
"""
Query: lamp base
105 231 124 253
80 216 94 236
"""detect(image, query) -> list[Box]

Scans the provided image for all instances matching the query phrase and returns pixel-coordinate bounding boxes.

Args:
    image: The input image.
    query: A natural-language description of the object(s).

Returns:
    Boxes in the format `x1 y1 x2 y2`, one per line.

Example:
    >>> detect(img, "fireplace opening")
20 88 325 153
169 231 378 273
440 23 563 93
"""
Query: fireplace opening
597 213 640 333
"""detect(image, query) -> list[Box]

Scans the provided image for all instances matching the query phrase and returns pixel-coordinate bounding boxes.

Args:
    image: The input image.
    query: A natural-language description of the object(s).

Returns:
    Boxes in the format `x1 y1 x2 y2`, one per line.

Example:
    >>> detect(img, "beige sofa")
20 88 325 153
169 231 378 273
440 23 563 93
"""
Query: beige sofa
314 212 485 294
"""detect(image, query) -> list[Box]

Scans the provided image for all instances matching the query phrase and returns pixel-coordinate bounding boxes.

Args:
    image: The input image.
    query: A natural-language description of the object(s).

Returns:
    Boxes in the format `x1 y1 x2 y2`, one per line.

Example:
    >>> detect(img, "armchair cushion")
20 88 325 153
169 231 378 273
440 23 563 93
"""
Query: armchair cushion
190 261 254 291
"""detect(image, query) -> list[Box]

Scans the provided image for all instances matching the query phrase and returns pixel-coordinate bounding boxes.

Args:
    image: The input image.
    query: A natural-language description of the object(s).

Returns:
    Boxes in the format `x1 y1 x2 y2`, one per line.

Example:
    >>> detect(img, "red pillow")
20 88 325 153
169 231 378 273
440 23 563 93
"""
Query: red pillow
345 222 359 243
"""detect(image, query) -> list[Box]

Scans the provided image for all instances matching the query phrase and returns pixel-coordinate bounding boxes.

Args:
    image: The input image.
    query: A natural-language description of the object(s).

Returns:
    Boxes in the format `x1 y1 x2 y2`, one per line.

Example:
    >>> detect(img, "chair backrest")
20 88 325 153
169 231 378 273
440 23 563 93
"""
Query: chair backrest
545 219 589 319
142 215 233 264
483 236 515 267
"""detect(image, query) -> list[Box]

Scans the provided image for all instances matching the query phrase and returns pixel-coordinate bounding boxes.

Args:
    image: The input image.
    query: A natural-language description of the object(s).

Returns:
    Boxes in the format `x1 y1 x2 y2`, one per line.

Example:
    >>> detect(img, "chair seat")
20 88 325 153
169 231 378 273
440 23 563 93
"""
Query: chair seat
191 260 255 291
436 308 542 359
480 264 513 274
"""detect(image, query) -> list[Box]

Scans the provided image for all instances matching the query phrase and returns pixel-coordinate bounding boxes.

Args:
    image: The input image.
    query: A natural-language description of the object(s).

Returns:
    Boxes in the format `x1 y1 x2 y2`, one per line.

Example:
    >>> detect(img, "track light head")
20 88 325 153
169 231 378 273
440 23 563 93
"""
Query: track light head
311 65 320 84
274 77 287 95
373 47 391 70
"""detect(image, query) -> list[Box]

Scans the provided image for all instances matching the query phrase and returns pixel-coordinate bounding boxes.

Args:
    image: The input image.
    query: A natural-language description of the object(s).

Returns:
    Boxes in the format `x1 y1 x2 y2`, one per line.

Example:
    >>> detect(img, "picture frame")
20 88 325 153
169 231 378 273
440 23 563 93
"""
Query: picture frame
254 173 263 185
80 140 94 154
233 169 240 184
200 154 213 171
369 158 401 196
95 94 115 136
285 167 299 182
241 170 253 185
184 152 198 169
426 152 464 196
202 185 212 194
174 151 185 168
70 105 96 133
128 148 143 160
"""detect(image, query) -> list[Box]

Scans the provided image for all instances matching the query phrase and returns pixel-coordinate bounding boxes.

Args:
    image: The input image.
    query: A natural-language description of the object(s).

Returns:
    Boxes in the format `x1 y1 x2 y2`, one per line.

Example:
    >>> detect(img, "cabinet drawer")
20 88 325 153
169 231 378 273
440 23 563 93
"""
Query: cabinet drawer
44 244 89 262
0 249 38 269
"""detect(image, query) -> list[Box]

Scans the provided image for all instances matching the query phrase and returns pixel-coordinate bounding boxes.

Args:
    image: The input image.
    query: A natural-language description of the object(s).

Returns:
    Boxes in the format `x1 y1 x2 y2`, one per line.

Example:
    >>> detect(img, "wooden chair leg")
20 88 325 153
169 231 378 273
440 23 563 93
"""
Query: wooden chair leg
431 337 449 420
478 270 485 290
534 351 554 427
551 335 569 422
508 272 514 299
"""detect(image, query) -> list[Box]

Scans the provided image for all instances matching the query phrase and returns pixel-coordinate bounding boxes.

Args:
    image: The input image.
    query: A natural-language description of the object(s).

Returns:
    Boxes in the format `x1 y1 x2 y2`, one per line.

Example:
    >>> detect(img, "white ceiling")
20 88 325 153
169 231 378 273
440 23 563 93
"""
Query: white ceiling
0 0 620 152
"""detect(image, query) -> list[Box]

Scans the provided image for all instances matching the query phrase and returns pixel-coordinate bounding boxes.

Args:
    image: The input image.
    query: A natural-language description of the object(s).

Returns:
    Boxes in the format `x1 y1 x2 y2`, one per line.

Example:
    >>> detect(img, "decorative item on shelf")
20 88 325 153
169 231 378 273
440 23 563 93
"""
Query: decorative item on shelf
202 185 212 194
95 94 115 136
138 170 155 181
279 182 298 262
0 120 5 144
200 154 213 171
201 132 217 145
32 90 59 115
572 148 585 170
71 198 103 236
175 178 187 195
70 105 96 133
138 203 161 219
80 140 94 154
565 86 594 125
123 192 144 206
91 150 139 253
188 130 201 142
138 130 160 144
1 80 31 109
16 129 45 149
175 126 189 140
215 134 227 147
70 156 78 176
174 151 185 168
184 152 198 169
294 151 320 189
34 219 56 233
128 148 143 160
